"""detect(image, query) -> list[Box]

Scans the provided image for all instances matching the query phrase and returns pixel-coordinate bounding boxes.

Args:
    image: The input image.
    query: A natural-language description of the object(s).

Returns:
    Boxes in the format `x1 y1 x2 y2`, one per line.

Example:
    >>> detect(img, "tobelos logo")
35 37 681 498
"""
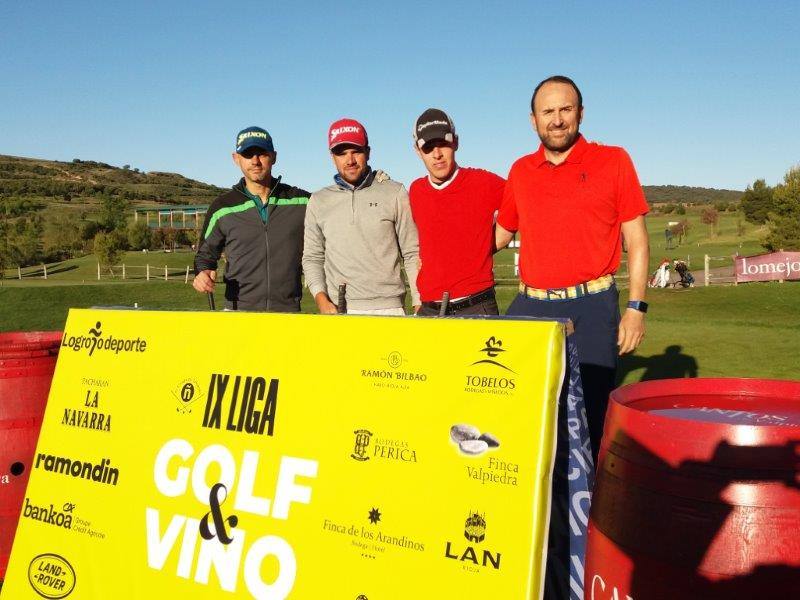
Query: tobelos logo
351 429 373 461
61 321 147 357
471 336 515 373
28 553 76 599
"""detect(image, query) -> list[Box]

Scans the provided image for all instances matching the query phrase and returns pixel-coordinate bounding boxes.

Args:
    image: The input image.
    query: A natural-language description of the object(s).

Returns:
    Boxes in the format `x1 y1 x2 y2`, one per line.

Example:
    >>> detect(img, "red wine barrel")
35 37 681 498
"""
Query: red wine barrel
0 331 61 580
585 378 800 599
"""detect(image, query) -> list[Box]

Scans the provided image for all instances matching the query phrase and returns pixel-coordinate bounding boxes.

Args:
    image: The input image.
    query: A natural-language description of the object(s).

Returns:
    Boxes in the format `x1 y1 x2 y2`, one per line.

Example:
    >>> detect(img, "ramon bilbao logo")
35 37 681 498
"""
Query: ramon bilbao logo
28 553 76 599
61 321 147 357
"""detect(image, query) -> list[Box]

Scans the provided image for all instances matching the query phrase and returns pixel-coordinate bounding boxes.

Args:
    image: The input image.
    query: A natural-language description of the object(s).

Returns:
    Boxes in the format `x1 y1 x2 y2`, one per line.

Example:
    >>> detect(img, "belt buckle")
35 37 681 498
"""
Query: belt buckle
546 288 567 300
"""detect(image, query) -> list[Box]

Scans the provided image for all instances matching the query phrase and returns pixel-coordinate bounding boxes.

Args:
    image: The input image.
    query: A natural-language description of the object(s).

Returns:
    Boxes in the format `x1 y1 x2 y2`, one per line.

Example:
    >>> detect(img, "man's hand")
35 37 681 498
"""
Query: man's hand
192 270 216 293
413 304 421 315
314 292 339 315
618 308 645 355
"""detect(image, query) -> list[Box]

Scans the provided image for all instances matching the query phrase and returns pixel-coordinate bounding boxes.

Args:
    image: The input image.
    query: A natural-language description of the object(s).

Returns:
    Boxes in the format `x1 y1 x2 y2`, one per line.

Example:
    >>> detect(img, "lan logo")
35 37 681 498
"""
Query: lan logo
444 511 501 569
470 337 515 373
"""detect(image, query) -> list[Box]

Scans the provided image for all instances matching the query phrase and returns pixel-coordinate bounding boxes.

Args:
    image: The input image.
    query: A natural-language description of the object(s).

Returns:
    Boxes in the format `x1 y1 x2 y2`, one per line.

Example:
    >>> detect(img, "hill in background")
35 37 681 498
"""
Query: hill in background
0 154 226 208
642 185 742 205
1 154 743 209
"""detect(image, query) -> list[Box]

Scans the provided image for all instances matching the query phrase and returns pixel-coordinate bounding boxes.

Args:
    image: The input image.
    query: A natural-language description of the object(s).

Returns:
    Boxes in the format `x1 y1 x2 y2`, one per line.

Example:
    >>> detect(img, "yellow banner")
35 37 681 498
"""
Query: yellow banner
5 309 565 600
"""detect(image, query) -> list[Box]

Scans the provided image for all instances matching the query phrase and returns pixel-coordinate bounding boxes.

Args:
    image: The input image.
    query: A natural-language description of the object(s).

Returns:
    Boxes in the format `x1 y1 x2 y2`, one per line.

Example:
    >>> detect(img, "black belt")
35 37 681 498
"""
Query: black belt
422 288 495 314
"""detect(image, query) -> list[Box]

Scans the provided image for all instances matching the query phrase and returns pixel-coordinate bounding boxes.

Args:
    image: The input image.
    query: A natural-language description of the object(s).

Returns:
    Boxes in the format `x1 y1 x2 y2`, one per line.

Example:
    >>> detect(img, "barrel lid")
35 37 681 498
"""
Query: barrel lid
612 378 800 426
603 379 800 466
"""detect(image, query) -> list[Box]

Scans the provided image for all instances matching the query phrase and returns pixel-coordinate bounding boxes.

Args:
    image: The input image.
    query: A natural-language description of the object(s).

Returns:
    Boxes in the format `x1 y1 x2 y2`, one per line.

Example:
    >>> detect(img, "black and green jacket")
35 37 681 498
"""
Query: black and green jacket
194 177 310 311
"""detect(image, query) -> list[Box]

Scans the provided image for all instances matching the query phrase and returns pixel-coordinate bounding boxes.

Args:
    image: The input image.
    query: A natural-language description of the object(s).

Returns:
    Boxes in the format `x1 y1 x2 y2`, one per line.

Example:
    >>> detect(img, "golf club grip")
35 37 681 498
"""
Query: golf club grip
337 284 347 314
207 292 215 311
438 291 450 317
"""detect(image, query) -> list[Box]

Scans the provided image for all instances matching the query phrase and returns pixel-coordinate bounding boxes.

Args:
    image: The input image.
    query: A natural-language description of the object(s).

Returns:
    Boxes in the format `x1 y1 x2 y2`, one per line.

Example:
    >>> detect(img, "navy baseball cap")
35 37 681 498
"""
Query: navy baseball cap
235 126 274 154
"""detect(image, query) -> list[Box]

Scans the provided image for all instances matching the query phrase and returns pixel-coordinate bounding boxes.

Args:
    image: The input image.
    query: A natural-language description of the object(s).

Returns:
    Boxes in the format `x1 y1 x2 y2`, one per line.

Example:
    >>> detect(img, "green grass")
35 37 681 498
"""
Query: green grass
1 277 797 386
645 210 765 268
2 214 795 385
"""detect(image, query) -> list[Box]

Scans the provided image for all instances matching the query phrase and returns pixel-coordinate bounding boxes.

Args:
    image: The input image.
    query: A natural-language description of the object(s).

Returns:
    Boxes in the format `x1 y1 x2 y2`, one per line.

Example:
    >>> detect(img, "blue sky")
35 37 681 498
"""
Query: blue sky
1 1 798 192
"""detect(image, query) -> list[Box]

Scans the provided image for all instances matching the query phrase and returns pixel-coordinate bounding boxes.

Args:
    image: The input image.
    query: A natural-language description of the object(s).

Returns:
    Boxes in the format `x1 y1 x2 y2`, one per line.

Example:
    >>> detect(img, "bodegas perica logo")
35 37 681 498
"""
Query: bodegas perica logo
61 321 148 357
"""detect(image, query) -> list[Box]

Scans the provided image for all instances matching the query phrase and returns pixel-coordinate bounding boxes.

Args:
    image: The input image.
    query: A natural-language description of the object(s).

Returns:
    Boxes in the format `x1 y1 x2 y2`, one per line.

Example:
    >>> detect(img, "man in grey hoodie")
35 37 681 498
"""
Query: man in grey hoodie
303 118 421 315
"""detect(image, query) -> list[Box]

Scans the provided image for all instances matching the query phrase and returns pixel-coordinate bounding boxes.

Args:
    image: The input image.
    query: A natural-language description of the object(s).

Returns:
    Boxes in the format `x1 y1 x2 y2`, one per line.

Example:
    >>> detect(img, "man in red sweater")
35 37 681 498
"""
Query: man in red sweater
409 108 505 316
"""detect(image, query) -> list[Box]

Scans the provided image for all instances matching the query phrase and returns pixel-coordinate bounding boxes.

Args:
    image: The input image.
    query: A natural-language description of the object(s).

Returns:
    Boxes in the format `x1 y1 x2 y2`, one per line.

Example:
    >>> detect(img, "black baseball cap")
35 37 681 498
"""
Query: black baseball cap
413 108 456 148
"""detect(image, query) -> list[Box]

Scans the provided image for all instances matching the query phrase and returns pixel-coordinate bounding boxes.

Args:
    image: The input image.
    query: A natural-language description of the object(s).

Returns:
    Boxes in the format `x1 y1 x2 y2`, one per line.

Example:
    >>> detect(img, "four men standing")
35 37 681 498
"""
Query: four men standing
193 81 649 454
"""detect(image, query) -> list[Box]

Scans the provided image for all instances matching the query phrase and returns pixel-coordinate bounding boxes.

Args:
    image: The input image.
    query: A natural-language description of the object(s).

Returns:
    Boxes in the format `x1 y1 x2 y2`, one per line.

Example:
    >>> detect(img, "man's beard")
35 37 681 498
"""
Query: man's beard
540 127 580 152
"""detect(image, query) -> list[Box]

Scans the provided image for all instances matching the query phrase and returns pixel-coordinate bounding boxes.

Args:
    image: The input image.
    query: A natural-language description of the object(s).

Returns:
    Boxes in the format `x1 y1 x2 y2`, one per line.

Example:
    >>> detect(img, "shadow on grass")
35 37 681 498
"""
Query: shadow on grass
617 345 699 385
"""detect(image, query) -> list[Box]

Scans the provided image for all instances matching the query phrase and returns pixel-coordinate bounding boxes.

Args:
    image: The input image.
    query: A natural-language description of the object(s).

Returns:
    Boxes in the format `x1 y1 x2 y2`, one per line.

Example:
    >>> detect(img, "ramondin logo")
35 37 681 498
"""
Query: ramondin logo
61 321 147 357
470 336 515 372
28 553 76 599
351 429 373 461
35 453 119 486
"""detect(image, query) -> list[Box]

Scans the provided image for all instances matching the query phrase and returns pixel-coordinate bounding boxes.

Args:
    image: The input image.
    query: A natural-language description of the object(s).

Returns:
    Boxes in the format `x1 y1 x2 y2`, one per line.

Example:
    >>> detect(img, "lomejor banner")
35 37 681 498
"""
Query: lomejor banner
734 251 800 283
4 309 566 599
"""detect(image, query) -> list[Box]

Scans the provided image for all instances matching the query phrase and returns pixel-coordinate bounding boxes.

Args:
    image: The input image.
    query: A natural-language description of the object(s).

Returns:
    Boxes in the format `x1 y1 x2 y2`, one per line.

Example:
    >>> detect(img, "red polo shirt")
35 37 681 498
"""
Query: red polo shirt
410 167 505 302
497 135 648 289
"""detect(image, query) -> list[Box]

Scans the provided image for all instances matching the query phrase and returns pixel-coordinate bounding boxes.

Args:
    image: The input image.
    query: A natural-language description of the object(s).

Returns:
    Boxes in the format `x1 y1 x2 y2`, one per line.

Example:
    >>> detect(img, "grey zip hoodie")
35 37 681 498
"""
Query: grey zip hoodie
303 169 421 310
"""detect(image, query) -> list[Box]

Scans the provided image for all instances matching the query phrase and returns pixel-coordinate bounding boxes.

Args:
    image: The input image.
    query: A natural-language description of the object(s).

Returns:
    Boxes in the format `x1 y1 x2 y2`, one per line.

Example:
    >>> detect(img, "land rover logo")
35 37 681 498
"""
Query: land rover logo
28 553 76 598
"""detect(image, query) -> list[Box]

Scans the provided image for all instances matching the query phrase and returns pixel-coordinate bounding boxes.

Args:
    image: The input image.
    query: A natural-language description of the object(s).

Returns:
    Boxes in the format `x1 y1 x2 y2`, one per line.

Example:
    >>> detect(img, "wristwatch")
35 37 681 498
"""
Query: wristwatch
627 300 648 313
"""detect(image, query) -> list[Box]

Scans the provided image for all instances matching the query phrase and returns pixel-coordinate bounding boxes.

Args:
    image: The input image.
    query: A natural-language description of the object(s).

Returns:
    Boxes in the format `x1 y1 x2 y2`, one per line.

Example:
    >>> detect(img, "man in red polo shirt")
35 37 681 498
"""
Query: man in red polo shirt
409 108 505 316
496 75 650 460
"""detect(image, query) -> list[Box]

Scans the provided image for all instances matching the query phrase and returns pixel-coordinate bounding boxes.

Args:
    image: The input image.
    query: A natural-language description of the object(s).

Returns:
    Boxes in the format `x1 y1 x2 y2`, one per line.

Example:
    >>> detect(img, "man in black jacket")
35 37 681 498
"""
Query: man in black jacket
193 126 310 311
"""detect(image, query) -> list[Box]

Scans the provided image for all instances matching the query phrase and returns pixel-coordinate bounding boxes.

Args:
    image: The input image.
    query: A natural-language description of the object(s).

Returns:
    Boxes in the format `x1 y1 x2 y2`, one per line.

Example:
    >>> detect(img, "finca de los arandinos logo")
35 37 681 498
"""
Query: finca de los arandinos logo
61 321 148 357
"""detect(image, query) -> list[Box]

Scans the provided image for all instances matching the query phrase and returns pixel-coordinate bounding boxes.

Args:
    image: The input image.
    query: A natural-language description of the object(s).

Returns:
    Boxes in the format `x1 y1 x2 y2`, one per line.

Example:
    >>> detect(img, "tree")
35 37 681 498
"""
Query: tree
0 218 10 277
162 228 177 250
99 194 129 232
44 213 83 259
127 221 152 250
670 219 691 245
740 179 774 224
676 203 686 215
700 207 719 238
93 231 123 275
764 166 800 251
8 214 44 267
151 228 165 249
